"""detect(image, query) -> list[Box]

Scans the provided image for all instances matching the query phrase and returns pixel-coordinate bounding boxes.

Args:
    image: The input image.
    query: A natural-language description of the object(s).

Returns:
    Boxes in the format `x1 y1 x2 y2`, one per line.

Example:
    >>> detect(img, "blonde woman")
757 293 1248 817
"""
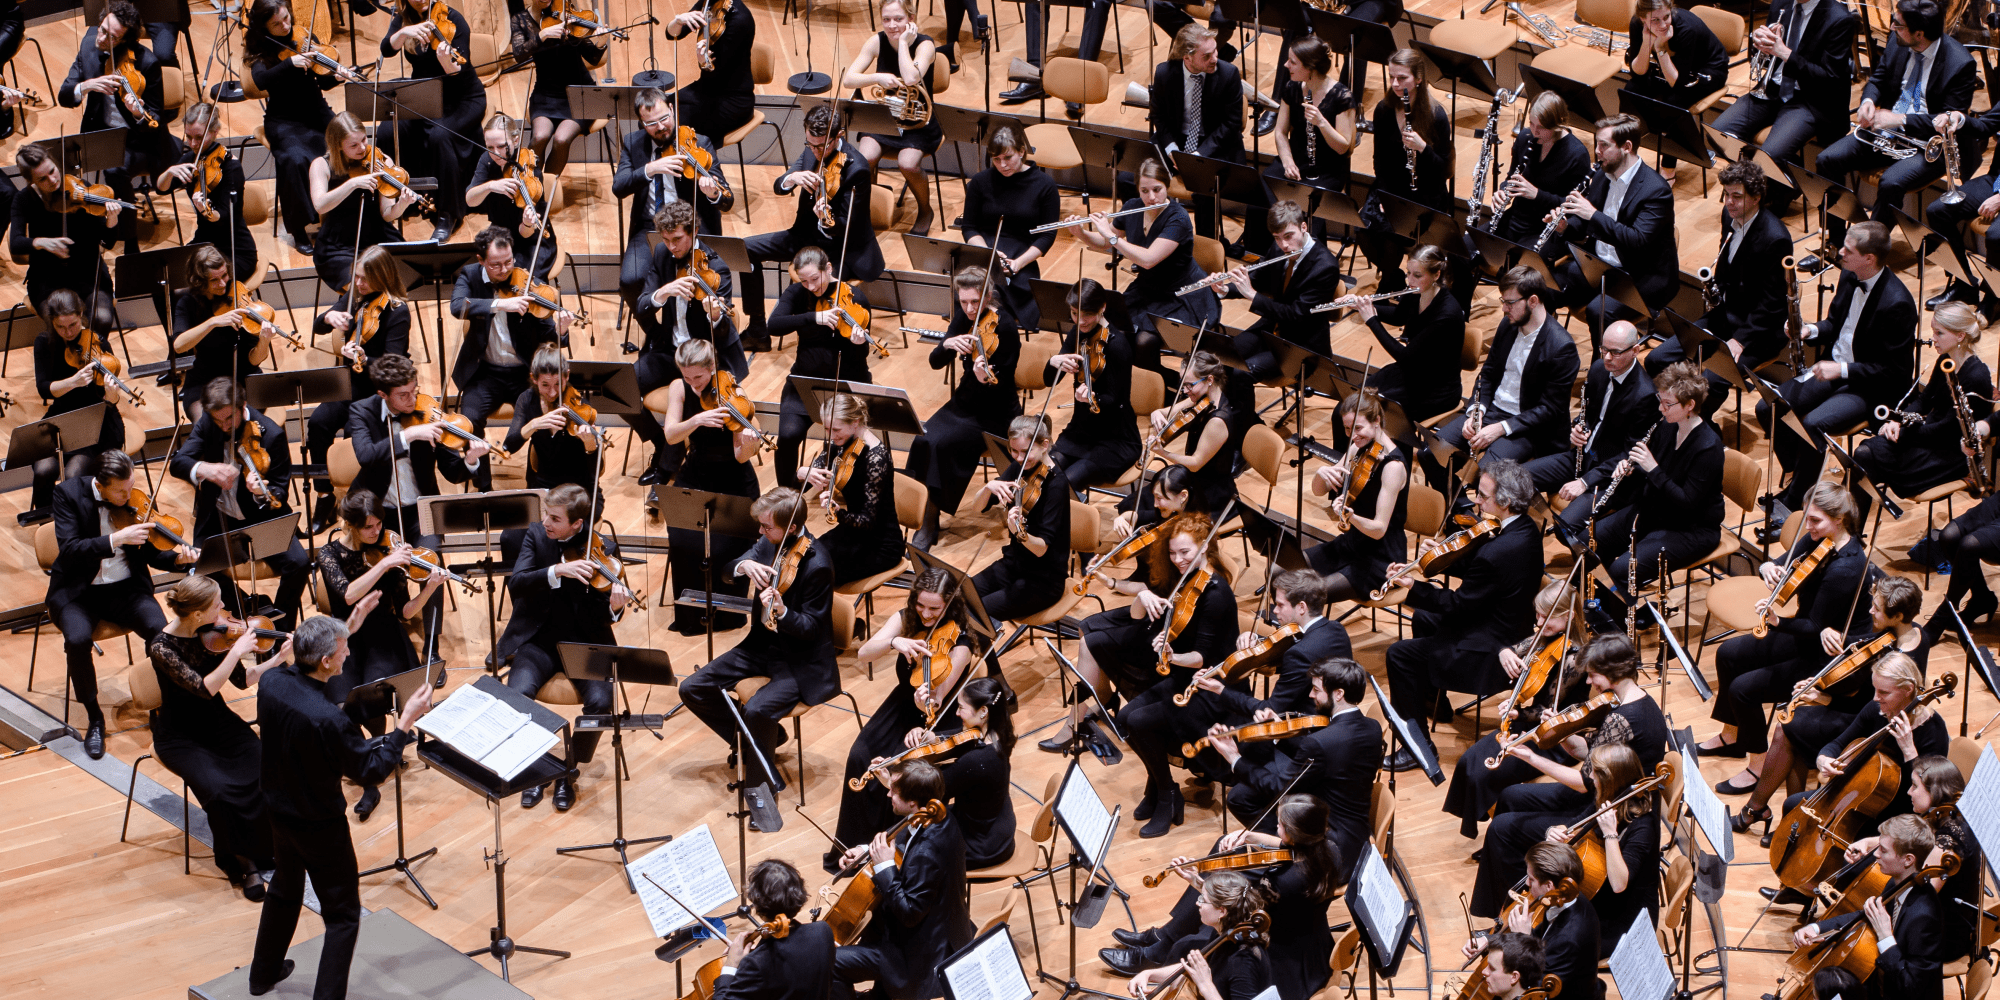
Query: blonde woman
309 112 421 292
1855 302 1993 504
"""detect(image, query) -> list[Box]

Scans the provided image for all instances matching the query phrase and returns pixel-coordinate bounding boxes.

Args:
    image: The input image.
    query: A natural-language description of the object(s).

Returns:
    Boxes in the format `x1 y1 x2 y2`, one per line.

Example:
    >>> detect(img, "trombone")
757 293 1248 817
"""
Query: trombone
1030 204 1152 233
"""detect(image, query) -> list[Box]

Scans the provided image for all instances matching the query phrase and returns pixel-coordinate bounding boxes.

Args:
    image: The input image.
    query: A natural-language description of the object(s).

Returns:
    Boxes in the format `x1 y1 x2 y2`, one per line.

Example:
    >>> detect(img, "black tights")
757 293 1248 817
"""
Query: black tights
943 0 983 52
1938 519 2000 608
1323 571 1361 604
533 117 586 179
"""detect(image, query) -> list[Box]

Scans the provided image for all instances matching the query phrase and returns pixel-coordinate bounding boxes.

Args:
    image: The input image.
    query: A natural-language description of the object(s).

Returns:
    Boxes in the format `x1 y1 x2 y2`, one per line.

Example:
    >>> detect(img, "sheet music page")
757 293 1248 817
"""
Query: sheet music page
1679 744 1735 862
1608 912 1674 1000
1354 843 1405 958
414 683 495 743
1956 744 2000 878
628 824 739 938
483 721 559 782
1055 764 1113 868
450 701 528 761
944 929 1033 1000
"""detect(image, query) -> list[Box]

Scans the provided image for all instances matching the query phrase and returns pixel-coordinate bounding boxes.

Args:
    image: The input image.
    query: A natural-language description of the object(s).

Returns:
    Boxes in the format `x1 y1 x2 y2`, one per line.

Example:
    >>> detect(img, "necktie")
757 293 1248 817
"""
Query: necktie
1186 72 1203 148
1904 52 1927 114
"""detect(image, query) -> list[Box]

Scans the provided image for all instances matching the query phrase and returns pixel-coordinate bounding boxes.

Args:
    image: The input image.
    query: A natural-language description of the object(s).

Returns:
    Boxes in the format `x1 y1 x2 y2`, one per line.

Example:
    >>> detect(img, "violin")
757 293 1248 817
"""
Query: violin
817 280 887 357
814 437 864 523
398 392 500 457
1483 691 1618 768
696 0 731 70
503 266 586 325
818 799 946 946
1772 858 1955 1000
1141 846 1294 888
1182 713 1330 757
1755 536 1837 638
679 246 726 307
1370 514 1504 600
57 174 138 216
105 485 198 558
1073 515 1182 596
1078 322 1106 413
280 23 360 77
1776 631 1899 725
504 145 545 210
1151 566 1213 677
343 290 390 372
915 618 962 724
562 529 648 609
540 0 629 40
349 147 436 214
700 369 773 451
1549 760 1674 898
847 726 980 791
1176 622 1306 706
1452 881 1579 1000
760 534 813 630
192 140 227 222
64 328 144 405
967 307 1001 384
673 125 735 211
198 615 289 654
1150 397 1215 452
427 0 463 71
682 912 790 1000
813 148 848 234
554 385 609 445
364 529 477 592
1331 438 1386 528
0 84 47 109
217 280 306 350
111 49 156 128
1494 633 1569 741
1143 914 1271 1000
1006 461 1047 540
1770 674 1957 893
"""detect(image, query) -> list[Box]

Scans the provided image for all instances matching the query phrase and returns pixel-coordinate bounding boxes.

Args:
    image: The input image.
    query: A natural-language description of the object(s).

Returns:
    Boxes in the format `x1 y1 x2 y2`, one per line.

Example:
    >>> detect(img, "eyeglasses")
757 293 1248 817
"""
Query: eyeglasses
1603 344 1639 356
1500 296 1525 308
640 115 673 129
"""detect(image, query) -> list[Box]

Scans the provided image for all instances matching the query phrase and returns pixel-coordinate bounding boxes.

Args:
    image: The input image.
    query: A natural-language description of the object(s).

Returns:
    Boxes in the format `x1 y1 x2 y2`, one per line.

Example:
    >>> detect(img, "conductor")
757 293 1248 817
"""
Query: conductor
246 615 435 999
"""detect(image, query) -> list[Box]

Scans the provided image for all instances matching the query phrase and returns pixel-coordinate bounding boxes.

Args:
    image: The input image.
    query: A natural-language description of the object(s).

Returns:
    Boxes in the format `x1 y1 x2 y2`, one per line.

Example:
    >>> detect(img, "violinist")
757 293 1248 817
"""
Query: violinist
1459 843 1600 993
30 289 128 511
157 103 258 280
898 678 1018 869
678 488 841 789
170 247 281 419
664 0 758 147
1791 814 1947 1000
311 112 422 293
148 576 281 900
960 127 1060 329
834 570 983 866
171 378 315 627
1206 659 1383 874
1383 460 1547 771
770 245 877 490
1206 571 1352 719
1044 279 1141 497
1840 758 1982 962
305 246 411 533
1104 797 1338 1000
47 450 197 760
1120 871 1273 1000
1357 246 1465 425
1488 635 1669 822
381 0 484 243
510 0 609 179
1149 352 1251 515
1356 51 1454 294
502 345 604 504
1220 201 1343 383
970 415 1072 635
1489 93 1592 255
242 0 354 255
1442 582 1582 839
346 353 488 547
803 393 903 588
634 202 749 482
451 227 569 488
613 90 731 313
660 339 762 636
909 266 1021 550
739 105 882 352
713 859 838 1000
316 490 447 822
1702 481 1870 765
840 0 941 236
57 0 171 254
467 114 557 278
1476 744 1661 938
1423 268 1579 487
1069 158 1217 376
10 143 118 333
1855 303 1994 516
498 484 627 811
1732 578 1927 834
1305 391 1409 604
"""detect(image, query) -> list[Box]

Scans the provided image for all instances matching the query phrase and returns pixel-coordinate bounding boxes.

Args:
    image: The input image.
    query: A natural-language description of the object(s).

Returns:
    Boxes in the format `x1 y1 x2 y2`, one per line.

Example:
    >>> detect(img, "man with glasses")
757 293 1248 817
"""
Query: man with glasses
1528 320 1655 541
613 90 734 373
466 115 559 280
1423 266 1580 490
449 226 571 489
737 103 883 354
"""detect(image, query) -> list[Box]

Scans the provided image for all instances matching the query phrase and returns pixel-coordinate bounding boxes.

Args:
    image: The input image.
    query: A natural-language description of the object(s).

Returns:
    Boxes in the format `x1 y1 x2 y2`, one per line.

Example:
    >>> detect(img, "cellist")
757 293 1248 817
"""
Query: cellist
1791 814 1948 1000
1473 744 1661 938
1839 757 1982 964
1459 843 1601 994
713 860 838 1000
829 761 975 1000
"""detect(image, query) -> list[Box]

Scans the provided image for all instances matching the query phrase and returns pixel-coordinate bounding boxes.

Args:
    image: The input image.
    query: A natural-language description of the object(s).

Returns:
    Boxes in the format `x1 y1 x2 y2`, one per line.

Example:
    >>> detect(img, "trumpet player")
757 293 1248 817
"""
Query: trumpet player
1531 321 1655 539
1620 0 1728 177
1709 0 1859 203
1546 114 1678 357
1423 268 1579 488
1808 0 1977 242
1358 50 1454 295
1854 303 1993 510
1921 104 2000 321
1221 201 1342 387
1489 92 1591 254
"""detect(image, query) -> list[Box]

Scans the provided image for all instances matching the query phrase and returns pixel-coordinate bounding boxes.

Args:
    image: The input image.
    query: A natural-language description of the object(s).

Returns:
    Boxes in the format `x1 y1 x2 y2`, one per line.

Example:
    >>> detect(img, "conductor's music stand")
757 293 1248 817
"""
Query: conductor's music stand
352 662 442 908
654 487 762 661
384 243 480 394
554 642 678 891
420 491 545 673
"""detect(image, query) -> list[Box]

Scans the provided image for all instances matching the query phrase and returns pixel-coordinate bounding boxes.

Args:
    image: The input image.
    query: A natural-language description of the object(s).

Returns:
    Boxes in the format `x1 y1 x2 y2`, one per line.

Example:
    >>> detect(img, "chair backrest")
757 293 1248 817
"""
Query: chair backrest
1405 482 1446 538
128 662 163 712
975 896 1015 938
472 32 503 84
752 42 776 86
1014 337 1059 392
869 185 895 230
1461 323 1484 371
833 594 858 651
1130 368 1166 417
929 57 951 95
1192 236 1226 277
243 183 273 227
34 522 57 571
1662 751 1688 829
160 66 184 109
1777 509 1805 549
1241 424 1284 486
1577 0 1637 31
329 438 360 497
1031 769 1063 841
240 57 268 100
1720 448 1761 516
894 471 926 531
1042 56 1109 105
1330 925 1363 978
1689 6 1746 53
1369 772 1394 848
1951 735 1983 783
1969 950 1996 1000
1070 500 1102 555
1657 854 1694 954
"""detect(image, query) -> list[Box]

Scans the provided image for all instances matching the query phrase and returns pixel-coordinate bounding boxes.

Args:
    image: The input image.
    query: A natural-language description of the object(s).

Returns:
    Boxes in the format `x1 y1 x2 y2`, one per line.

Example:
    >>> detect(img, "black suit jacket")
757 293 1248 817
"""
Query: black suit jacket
1572 161 1679 309
730 533 841 706
1536 896 1603 998
1150 58 1245 162
1761 0 1858 134
1236 239 1341 356
449 262 562 390
1863 34 1978 157
1405 515 1544 654
59 29 169 133
639 241 749 377
1576 362 1657 489
1807 269 1918 406
1707 208 1792 361
1473 313 1582 448
1821 883 1947 1000
866 815 975 1000
344 395 477 503
169 408 294 541
1628 419 1726 534
714 921 836 1000
1233 709 1383 875
1218 616 1353 718
774 140 883 281
258 665 412 828
47 475 183 607
496 523 620 661
611 126 732 238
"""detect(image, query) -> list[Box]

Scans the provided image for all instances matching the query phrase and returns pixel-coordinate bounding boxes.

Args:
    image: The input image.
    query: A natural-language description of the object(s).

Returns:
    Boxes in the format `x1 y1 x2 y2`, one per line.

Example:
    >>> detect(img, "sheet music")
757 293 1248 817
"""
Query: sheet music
1054 763 1113 868
1679 744 1735 862
414 684 558 780
483 722 560 782
1956 744 2000 881
414 683 493 741
1368 676 1437 781
1608 912 1674 1000
1353 843 1406 960
628 824 739 938
942 928 1034 1000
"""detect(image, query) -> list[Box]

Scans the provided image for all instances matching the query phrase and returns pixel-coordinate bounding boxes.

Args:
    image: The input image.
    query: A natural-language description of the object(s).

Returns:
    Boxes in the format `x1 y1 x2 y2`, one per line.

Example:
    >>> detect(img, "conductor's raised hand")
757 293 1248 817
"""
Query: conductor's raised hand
396 677 435 731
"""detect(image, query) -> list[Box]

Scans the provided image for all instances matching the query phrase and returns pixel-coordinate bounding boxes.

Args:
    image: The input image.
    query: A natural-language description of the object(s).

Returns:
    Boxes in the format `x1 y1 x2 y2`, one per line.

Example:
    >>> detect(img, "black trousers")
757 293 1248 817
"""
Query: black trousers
1023 0 1111 66
1927 175 2000 286
1050 432 1141 492
1712 629 1810 753
1442 731 1551 837
1855 430 1969 503
1755 374 1871 509
1384 610 1501 737
1120 682 1231 798
208 535 314 626
267 117 329 248
459 361 530 489
1814 133 1952 236
307 399 352 495
55 581 167 723
506 635 612 764
1710 95 1827 185
679 648 802 760
250 820 363 1000
1469 805 1571 917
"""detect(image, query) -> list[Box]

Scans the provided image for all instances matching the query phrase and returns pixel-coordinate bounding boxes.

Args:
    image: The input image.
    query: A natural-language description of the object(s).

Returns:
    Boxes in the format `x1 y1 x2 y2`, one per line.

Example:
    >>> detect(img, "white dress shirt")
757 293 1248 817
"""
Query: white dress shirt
89 480 133 586
1492 323 1539 432
1594 156 1644 267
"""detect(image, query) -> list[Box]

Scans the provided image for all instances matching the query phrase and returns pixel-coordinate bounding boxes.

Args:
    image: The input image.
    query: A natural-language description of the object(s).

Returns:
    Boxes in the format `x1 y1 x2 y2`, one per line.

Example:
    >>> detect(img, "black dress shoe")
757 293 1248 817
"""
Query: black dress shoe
295 239 315 256
1037 724 1081 754
354 785 381 821
638 466 663 486
552 777 576 811
1099 948 1148 976
1113 926 1162 948
521 783 547 808
1138 787 1184 838
911 525 939 552
241 870 269 902
308 494 339 535
1760 886 1810 906
248 960 295 996
739 330 773 354
82 721 105 760
1695 740 1748 758
1254 109 1278 137
430 223 453 243
1384 747 1422 772
1965 590 1999 624
999 83 1045 103
1066 102 1084 120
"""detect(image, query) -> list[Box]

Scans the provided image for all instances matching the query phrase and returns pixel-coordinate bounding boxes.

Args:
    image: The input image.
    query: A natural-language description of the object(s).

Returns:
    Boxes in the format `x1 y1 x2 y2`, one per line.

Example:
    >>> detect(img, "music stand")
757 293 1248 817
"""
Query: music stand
554 642 677 890
193 513 301 620
1519 64 1610 130
1028 278 1133 336
1307 9 1399 80
1465 223 1563 283
652 487 763 661
32 128 128 180
421 491 544 672
788 377 928 436
900 233 1003 277
1564 242 1649 316
1039 640 1126 766
1067 126 1162 211
352 662 443 907
1779 161 1868 230
0 403 108 513
1171 150 1271 240
113 242 207 329
1373 188 1473 259
1413 39 1503 127
1153 316 1252 370
384 243 480 393
906 542 1000 642
564 359 647 418
1615 86 1715 171
1022 758 1130 998
1265 175 1366 234
570 86 653 241
343 78 444 165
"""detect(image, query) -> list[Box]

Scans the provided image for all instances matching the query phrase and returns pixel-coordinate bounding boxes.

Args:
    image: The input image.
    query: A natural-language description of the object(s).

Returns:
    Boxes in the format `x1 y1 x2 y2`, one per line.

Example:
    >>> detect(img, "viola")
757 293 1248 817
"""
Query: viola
0 84 47 109
562 529 648 609
1551 759 1675 898
817 280 887 357
673 125 735 211
1371 514 1503 600
214 280 305 351
760 534 813 631
813 148 848 234
106 485 198 558
398 392 501 457
541 0 628 40
427 0 463 71
364 529 477 592
343 290 390 372
1331 438 1386 528
555 385 609 445
1078 322 1106 413
814 437 864 523
57 173 138 216
112 49 156 128
1452 881 1579 1000
1772 858 1955 1000
1073 514 1181 596
818 799 946 945
1143 914 1270 1000
1776 631 1898 725
700 369 773 451
1141 846 1294 888
847 726 980 791
696 0 731 70
1755 536 1837 638
679 247 726 307
1151 397 1215 452
1483 691 1618 768
503 266 586 325
504 145 545 210
279 23 358 77
681 912 790 1000
193 140 227 222
1176 622 1305 706
64 328 144 405
1151 566 1213 676
1006 461 1047 540
198 614 289 654
349 147 436 214
968 307 1001 384
1182 713 1330 757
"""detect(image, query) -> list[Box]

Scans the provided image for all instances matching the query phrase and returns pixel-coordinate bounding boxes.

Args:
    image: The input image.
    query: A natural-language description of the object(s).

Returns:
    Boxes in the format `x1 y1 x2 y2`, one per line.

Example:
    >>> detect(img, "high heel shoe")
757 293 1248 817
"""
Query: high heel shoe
1964 590 1998 625
938 45 960 73
1139 786 1184 838
1731 803 1772 836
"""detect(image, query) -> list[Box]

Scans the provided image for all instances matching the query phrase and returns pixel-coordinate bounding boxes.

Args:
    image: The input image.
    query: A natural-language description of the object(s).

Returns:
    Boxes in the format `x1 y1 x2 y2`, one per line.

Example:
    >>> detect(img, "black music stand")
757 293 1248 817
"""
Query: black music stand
423 491 544 673
1519 64 1610 131
788 377 928 436
1067 126 1160 211
1028 277 1133 336
0 404 108 517
565 359 646 417
1265 175 1366 235
906 542 1000 643
193 514 301 621
1307 8 1399 82
1153 316 1252 370
419 675 574 981
1702 124 1790 183
1374 188 1473 259
1616 86 1715 171
900 233 1003 277
570 86 653 241
343 78 444 167
1172 150 1271 242
653 487 763 661
243 367 353 557
385 243 480 392
1465 225 1562 283
32 128 128 181
1564 242 1650 316
114 242 207 328
352 662 442 908
1779 162 1868 230
554 642 677 891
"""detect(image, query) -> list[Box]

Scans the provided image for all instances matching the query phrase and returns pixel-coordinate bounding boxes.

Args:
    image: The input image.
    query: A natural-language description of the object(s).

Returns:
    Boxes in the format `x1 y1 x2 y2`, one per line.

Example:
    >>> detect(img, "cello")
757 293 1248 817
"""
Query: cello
1449 880 1580 1000
1771 858 1956 1000
817 799 946 945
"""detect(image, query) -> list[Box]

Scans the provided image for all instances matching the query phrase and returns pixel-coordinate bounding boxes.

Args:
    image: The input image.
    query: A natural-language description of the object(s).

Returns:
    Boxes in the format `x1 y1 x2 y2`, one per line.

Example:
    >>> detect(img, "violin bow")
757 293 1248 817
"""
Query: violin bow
966 220 1003 382
1151 499 1238 667
914 531 994 725
1135 316 1211 506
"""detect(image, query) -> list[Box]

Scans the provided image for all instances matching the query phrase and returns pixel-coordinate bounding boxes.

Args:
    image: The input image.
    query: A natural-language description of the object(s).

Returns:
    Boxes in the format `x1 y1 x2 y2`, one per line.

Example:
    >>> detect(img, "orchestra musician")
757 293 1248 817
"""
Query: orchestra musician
1205 571 1354 724
1924 102 2000 318
245 614 434 1000
1921 414 2000 633
1790 813 1948 1000
659 339 762 636
1478 742 1662 937
1356 245 1466 425
1241 37 1352 255
1070 158 1218 377
31 289 127 511
149 575 282 900
738 105 883 352
1535 321 1655 536
969 414 1072 635
841 0 940 236
451 226 572 488
467 114 558 279
346 353 488 554
1473 935 1549 1000
829 760 976 1000
901 677 1018 869
1731 577 1927 835
1441 581 1580 838
1855 302 1992 512
498 484 628 811
1710 0 1858 205
1121 871 1274 1000
58 0 172 255
49 450 197 759
1545 114 1678 352
712 860 839 1000
502 345 605 506
1305 392 1409 605
1753 222 1917 516
615 91 732 354
158 102 259 280
511 0 609 179
1701 481 1872 782
171 378 315 627
909 266 1021 551
243 0 357 256
1810 0 1978 242
960 127 1061 331
678 487 840 790
1149 352 1251 515
380 0 486 243
801 393 903 588
1357 50 1454 292
11 143 119 333
1383 460 1547 771
1768 654 1950 852
664 0 759 146
1485 633 1668 820
1843 758 1983 961
1140 24 1242 242
834 569 982 865
1425 268 1580 485
635 202 749 483
0 1 23 94
1044 279 1142 496
770 246 877 490
305 246 412 533
1104 797 1340 1000
1620 0 1727 175
1460 843 1601 992
1490 92 1591 256
1220 200 1342 386
170 247 284 420
310 112 421 293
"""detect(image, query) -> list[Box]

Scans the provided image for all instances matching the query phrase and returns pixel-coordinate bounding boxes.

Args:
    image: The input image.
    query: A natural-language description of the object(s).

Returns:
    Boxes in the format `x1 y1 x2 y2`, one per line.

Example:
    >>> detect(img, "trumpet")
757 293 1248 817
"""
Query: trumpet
1940 115 1967 204
1176 246 1307 297
1030 204 1152 233
1747 9 1782 94
1849 124 1946 162
1309 287 1417 313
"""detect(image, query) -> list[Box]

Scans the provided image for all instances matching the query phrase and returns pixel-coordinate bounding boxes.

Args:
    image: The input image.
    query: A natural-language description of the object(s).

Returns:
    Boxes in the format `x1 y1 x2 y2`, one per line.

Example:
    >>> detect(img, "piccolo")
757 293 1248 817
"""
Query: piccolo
1309 287 1417 313
1176 247 1308 297
1029 204 1151 233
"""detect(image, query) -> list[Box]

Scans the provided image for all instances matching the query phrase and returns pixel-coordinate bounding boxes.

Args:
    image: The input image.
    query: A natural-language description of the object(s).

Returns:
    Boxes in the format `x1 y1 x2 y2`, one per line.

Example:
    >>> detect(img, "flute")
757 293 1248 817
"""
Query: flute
1176 247 1307 297
1308 287 1417 313
1029 204 1151 233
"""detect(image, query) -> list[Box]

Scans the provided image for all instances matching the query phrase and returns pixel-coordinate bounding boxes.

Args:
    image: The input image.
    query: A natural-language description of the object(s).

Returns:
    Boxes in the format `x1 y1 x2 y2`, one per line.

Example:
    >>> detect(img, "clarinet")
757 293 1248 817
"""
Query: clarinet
1534 164 1601 250
1464 370 1489 435
1625 506 1643 644
1573 414 1588 478
1591 420 1660 517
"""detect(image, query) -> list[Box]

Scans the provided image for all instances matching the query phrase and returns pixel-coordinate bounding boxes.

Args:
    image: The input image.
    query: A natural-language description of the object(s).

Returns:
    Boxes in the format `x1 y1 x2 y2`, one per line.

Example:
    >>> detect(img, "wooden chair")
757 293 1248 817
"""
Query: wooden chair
1951 735 1983 781
1647 447 1758 670
733 670 866 807
1022 58 1107 172
27 524 136 706
1656 854 1696 963
472 33 506 87
1012 337 1060 394
986 501 1103 669
716 43 777 225
1368 771 1395 851
119 663 201 873
1348 481 1446 635
1093 368 1168 498
1886 479 1967 587
1697 509 1804 662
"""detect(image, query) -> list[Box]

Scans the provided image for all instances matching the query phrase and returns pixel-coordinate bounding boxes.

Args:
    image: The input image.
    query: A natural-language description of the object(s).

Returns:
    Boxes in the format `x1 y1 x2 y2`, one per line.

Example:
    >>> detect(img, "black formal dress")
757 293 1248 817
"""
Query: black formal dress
312 165 398 294
169 407 313 622
973 460 1072 622
1931 805 1983 963
1713 534 1872 753
170 286 265 413
1364 289 1465 424
1487 692 1671 825
1472 797 1661 932
1178 396 1252 515
666 380 760 635
769 281 876 489
1279 76 1355 189
913 309 1021 517
741 140 884 337
1441 639 1587 837
1358 96 1453 290
1118 198 1220 347
314 539 422 708
1856 354 1994 500
502 389 602 500
148 632 274 883
1118 574 1244 794
29 330 125 508
246 38 338 248
665 0 759 144
160 139 259 279
813 438 903 586
1620 7 1728 169
832 814 976 1000
511 7 605 124
11 180 116 322
1778 703 1952 837
1590 419 1727 593
1047 321 1142 488
1305 445 1409 597
1778 630 1933 763
1493 130 1591 252
959 164 1061 330
939 738 1015 869
855 30 941 154
379 4 485 231
833 627 982 851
